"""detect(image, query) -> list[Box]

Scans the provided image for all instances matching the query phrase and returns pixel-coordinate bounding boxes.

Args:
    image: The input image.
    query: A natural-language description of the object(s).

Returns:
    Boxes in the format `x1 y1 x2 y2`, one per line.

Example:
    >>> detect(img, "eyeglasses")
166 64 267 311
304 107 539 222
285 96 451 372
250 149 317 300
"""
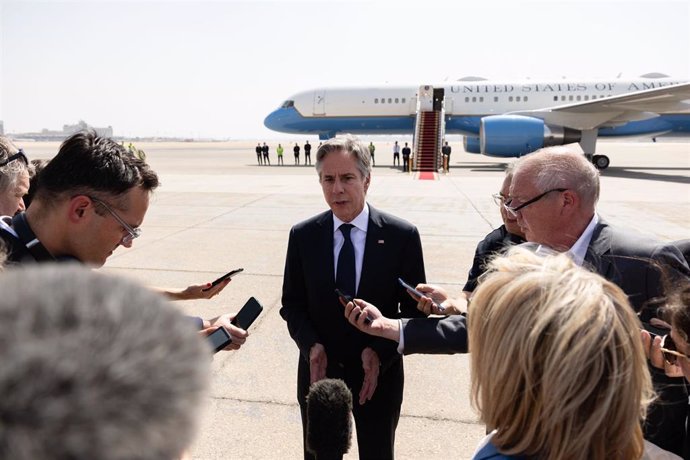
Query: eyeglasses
660 334 690 365
88 196 141 245
503 188 567 217
0 150 29 167
492 192 506 207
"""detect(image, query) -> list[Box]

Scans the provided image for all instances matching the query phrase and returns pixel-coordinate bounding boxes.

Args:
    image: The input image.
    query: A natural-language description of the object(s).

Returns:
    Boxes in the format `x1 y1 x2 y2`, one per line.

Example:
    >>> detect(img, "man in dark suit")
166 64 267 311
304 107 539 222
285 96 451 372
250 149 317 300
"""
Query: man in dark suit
280 134 427 460
401 142 411 172
507 146 689 455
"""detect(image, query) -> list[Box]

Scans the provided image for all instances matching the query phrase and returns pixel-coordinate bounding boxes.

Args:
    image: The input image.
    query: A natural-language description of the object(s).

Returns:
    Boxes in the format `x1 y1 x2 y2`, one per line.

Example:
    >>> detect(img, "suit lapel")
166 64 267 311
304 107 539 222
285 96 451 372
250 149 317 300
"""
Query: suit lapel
359 205 384 297
584 220 613 277
315 211 336 287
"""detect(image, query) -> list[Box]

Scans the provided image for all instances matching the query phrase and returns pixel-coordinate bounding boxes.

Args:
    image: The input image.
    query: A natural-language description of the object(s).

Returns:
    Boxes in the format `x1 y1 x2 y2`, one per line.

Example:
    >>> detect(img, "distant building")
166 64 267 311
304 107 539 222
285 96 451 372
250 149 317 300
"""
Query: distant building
62 120 113 138
0 121 4 135
8 120 113 141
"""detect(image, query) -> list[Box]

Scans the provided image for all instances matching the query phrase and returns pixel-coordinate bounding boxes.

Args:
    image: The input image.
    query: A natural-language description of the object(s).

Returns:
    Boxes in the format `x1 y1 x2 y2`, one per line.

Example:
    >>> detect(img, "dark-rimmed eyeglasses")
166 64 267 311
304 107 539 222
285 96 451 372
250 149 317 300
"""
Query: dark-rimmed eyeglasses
503 188 568 217
660 334 690 365
88 196 141 245
0 150 29 168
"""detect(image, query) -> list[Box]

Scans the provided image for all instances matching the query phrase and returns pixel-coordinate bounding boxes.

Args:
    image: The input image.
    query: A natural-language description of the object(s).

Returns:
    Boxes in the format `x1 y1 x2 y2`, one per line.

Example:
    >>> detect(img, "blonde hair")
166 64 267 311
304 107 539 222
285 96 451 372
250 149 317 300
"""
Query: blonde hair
469 247 653 460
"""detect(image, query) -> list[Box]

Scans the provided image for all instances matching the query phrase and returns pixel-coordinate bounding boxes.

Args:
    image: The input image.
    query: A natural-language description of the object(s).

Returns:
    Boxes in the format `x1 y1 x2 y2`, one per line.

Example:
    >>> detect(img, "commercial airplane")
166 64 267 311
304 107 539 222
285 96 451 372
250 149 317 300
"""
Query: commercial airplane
264 73 690 169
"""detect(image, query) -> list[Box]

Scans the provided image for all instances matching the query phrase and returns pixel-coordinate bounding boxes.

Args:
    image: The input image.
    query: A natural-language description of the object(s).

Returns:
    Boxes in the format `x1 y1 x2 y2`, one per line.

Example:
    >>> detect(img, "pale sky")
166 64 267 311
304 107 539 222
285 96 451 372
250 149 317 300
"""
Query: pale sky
2 0 689 139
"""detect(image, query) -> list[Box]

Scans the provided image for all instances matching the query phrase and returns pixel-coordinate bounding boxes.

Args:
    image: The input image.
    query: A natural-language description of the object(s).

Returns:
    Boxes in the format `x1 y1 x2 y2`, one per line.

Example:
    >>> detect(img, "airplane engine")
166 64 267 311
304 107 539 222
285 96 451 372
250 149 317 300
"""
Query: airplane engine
480 115 581 157
463 136 481 154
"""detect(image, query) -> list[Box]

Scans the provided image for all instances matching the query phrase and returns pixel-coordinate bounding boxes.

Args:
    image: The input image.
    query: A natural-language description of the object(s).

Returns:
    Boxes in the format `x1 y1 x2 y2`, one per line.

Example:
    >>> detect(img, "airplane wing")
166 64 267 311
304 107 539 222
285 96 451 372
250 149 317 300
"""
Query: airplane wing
509 82 690 130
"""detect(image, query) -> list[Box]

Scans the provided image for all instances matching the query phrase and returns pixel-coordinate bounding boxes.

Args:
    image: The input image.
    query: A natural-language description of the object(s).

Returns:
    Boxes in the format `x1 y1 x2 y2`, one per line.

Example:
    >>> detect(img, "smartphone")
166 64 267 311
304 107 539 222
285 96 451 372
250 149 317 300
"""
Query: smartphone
398 278 445 312
202 268 244 291
231 296 264 330
335 288 372 325
207 326 233 353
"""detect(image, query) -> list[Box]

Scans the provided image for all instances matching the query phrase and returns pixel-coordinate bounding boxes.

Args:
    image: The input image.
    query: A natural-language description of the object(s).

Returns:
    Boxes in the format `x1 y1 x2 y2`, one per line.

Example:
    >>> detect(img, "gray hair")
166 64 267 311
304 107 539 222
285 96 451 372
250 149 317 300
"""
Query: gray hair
0 265 210 460
0 136 29 194
315 134 371 180
513 146 600 208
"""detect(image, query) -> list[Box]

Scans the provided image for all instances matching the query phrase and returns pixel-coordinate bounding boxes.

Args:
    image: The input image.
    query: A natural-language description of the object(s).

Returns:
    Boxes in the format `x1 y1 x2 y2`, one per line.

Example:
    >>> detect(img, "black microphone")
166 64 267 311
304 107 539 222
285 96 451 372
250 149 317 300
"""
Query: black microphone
306 378 353 460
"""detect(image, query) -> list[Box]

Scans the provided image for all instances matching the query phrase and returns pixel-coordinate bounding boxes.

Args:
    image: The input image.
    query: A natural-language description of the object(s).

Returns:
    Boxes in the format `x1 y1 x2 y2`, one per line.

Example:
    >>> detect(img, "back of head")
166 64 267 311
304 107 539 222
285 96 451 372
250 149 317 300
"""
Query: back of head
513 146 600 209
665 279 690 346
468 247 652 460
35 130 159 206
0 265 210 460
315 134 371 180
0 135 29 196
306 378 353 459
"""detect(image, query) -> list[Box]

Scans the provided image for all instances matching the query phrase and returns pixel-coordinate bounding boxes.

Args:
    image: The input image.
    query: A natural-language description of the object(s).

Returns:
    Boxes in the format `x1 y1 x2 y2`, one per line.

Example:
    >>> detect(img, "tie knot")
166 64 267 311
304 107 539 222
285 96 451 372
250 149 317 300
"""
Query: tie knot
340 224 353 240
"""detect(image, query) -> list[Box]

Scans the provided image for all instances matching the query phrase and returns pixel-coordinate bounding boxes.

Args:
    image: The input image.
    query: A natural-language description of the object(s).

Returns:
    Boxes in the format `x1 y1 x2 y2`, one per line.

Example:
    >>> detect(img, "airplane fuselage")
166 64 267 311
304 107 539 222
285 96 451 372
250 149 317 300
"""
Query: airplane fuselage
265 76 690 168
265 77 690 139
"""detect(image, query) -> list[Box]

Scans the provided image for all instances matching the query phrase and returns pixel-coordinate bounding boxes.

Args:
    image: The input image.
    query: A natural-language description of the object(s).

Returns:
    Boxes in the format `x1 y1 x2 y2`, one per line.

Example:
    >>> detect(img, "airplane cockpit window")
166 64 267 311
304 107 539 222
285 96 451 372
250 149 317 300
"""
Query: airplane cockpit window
281 100 295 108
375 98 379 103
402 98 406 103
395 98 399 103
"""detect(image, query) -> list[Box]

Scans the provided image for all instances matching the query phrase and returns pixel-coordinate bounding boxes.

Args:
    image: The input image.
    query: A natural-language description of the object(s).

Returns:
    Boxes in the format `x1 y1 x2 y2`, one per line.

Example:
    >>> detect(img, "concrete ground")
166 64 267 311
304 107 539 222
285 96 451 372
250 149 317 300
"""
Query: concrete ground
24 140 690 459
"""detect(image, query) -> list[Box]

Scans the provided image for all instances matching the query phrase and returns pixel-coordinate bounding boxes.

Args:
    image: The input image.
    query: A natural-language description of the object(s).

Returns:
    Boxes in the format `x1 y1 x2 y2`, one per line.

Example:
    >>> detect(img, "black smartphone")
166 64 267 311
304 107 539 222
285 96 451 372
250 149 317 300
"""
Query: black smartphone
398 278 445 312
207 326 233 353
202 268 244 291
335 288 372 325
231 296 264 330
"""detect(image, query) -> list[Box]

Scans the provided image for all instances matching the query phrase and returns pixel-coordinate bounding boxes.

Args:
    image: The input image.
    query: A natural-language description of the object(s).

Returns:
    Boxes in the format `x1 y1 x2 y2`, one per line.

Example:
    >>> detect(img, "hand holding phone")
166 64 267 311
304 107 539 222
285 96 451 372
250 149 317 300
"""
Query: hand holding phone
398 278 445 312
231 296 264 330
335 288 372 325
202 268 244 292
207 326 233 353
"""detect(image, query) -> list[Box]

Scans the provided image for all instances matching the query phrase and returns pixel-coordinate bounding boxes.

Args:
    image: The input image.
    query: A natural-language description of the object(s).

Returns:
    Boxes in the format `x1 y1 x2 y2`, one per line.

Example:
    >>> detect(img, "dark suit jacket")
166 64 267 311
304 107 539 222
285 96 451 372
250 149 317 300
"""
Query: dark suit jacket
280 205 427 373
402 315 468 355
402 218 690 357
583 219 689 314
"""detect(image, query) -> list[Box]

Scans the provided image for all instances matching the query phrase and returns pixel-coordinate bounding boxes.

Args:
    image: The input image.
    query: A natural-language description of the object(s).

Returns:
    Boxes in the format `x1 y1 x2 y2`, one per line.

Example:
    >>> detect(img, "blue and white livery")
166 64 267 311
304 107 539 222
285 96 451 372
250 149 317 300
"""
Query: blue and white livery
264 74 690 169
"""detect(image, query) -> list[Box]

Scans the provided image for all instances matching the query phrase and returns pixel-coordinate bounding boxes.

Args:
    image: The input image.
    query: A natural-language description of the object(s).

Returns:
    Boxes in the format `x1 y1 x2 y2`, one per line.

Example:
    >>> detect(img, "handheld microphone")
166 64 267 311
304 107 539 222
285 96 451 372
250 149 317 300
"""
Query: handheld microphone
306 378 353 460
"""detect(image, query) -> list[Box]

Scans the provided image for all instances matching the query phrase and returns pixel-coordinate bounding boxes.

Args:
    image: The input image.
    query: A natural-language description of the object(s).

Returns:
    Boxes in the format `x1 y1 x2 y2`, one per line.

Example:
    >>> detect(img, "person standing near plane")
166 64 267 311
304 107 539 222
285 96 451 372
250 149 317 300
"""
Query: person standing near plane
401 142 411 172
441 141 451 173
280 135 428 460
293 142 301 165
262 142 271 166
304 141 312 166
368 142 376 167
255 143 263 165
392 141 400 167
277 143 284 166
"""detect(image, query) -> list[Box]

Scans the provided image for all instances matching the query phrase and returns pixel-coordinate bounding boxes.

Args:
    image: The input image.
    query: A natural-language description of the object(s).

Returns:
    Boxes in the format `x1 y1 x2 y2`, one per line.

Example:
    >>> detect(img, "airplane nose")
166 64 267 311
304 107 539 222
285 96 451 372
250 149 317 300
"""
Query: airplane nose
264 108 284 131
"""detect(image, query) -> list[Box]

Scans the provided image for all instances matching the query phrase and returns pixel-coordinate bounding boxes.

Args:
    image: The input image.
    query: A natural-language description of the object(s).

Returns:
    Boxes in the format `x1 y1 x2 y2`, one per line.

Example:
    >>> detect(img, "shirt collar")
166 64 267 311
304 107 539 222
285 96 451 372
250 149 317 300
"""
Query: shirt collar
568 213 599 266
333 203 369 234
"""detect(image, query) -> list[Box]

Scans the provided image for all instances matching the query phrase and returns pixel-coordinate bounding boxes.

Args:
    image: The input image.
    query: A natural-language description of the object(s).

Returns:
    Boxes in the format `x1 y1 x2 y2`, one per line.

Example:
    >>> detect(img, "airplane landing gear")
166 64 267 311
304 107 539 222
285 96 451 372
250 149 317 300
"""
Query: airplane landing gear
592 154 610 170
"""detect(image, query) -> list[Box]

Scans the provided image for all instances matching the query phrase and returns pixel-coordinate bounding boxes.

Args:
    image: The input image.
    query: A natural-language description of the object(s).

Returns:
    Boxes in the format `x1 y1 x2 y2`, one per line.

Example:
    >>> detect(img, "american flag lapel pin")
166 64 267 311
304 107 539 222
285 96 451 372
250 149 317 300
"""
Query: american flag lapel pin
378 239 385 244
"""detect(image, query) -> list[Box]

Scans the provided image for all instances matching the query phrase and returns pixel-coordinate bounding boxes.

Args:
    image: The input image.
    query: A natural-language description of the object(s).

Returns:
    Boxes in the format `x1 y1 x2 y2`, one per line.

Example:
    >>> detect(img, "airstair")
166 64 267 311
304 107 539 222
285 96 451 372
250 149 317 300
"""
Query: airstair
412 86 445 172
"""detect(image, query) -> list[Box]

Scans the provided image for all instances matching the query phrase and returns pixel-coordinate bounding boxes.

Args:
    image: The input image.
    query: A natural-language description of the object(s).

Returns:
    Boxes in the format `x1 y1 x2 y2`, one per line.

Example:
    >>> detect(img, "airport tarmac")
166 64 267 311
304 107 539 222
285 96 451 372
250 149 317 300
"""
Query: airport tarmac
24 140 690 459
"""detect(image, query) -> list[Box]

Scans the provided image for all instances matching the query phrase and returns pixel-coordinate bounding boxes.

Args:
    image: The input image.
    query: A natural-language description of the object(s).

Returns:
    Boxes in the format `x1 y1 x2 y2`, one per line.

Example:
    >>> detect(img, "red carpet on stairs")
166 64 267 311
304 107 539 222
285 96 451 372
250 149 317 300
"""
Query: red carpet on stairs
417 171 435 180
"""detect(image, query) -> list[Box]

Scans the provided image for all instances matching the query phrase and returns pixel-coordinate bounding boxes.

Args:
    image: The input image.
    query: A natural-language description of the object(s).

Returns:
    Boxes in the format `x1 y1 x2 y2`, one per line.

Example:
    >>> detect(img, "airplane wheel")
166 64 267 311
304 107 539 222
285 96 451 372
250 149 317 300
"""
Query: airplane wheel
592 154 610 170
